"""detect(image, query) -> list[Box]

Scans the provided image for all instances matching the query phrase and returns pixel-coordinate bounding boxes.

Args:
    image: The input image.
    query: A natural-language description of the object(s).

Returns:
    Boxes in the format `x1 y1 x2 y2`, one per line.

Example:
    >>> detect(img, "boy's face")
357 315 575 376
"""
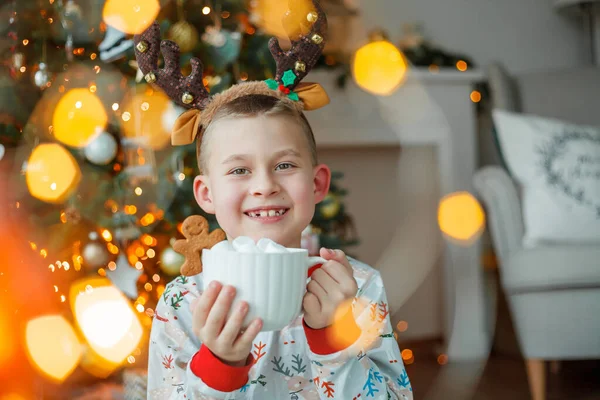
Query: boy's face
193 114 331 248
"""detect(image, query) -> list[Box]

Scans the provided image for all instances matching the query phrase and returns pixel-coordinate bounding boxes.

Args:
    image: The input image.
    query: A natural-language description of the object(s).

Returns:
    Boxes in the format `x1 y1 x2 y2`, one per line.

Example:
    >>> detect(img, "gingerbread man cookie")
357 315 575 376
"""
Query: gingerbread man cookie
172 215 226 276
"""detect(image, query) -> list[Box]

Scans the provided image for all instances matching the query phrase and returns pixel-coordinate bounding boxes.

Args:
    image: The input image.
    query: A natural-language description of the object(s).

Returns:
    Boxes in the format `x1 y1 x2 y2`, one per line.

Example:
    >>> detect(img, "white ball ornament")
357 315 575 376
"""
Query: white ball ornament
84 131 118 165
159 246 185 276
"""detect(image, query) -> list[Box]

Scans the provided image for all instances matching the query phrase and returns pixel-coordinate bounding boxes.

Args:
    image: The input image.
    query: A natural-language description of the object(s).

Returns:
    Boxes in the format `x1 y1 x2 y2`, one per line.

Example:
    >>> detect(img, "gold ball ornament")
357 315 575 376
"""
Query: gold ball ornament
159 246 186 276
167 20 200 53
320 193 341 219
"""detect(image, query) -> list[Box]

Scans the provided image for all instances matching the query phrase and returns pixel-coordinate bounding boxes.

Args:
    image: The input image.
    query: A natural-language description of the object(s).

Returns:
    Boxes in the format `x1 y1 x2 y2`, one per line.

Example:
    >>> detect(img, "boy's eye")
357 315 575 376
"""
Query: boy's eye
230 168 249 175
275 163 294 171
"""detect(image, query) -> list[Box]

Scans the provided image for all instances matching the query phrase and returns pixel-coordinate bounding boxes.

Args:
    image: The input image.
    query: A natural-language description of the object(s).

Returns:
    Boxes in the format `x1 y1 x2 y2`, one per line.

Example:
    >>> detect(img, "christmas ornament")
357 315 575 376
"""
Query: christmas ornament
159 245 185 276
53 88 108 148
84 131 118 165
167 20 199 53
319 193 341 219
99 25 134 62
33 62 51 89
106 253 143 299
25 143 81 204
352 31 408 96
82 232 110 270
201 27 242 70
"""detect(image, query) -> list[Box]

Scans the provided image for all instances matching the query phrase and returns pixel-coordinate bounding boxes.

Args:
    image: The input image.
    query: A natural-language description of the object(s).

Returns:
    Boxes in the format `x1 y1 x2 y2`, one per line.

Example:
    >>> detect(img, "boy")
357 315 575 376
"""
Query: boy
136 3 412 398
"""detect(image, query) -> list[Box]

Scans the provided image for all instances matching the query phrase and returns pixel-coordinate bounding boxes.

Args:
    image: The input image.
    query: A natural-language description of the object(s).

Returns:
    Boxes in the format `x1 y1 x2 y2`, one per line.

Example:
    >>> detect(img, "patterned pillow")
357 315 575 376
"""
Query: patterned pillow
492 109 600 247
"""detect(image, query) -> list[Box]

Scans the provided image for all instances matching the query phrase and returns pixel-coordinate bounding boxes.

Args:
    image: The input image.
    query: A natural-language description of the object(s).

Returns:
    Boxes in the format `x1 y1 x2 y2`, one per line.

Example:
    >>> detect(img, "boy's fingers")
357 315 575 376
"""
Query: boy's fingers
204 285 236 340
323 262 357 292
302 292 321 314
193 281 223 332
319 248 352 272
235 318 262 349
219 301 248 346
306 279 327 305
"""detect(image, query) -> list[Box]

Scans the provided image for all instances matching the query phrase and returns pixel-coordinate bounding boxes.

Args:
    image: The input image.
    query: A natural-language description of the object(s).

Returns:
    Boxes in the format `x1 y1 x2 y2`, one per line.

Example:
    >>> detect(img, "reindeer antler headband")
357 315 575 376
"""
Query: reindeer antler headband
133 0 329 146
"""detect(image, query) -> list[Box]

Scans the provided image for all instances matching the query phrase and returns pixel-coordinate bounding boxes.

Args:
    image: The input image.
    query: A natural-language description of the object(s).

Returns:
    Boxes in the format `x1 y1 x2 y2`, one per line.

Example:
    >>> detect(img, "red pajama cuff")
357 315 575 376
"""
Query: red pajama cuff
303 306 362 355
190 344 253 392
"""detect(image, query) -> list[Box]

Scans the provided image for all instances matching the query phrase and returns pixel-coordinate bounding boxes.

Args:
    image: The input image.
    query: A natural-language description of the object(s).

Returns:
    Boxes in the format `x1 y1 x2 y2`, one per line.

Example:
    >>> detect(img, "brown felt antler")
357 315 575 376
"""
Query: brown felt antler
133 22 211 110
269 0 328 91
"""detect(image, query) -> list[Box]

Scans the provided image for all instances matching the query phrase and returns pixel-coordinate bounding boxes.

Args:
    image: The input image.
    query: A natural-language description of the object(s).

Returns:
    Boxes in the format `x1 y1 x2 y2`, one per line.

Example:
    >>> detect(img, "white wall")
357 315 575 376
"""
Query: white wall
352 0 589 73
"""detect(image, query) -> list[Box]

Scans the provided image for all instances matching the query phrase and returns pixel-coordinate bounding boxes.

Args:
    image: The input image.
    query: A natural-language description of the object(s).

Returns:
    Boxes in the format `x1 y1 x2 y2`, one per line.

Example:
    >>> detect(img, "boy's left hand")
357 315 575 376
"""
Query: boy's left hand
303 248 358 330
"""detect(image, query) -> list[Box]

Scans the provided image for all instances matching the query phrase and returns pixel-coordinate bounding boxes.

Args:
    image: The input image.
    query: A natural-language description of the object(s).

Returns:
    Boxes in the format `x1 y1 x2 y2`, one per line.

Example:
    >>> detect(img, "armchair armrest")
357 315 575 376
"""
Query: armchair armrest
473 166 524 264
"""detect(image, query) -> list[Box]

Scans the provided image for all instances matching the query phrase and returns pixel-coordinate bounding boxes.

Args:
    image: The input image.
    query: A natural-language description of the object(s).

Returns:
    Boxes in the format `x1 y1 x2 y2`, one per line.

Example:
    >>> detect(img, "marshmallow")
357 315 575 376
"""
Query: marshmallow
210 236 290 254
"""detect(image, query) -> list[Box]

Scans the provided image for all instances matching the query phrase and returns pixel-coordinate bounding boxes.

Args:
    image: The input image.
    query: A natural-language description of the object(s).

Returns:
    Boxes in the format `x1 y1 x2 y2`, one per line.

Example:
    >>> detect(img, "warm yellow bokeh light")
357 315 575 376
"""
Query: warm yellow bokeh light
26 143 82 204
70 278 143 377
438 191 485 245
25 315 82 382
353 41 408 96
52 88 108 148
102 0 160 35
251 0 312 39
120 89 173 149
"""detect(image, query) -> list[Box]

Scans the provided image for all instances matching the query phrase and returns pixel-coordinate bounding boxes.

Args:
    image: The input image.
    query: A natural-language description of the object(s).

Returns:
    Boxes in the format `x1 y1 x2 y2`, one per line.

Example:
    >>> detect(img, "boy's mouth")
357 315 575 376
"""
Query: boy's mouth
244 208 289 218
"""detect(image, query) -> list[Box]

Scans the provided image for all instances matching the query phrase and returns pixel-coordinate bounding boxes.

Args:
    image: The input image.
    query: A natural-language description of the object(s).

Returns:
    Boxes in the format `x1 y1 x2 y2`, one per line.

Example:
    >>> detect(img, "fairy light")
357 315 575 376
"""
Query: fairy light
40 249 48 258
54 285 59 292
144 283 152 292
122 112 131 122
89 84 97 93
112 103 119 111
23 39 29 45
396 320 408 332
127 355 136 364
202 6 211 14
135 262 143 270
437 354 448 365
152 274 160 282
108 261 117 271
470 90 482 103
141 102 149 111
134 187 142 196
90 53 97 60
146 249 155 258
456 60 468 72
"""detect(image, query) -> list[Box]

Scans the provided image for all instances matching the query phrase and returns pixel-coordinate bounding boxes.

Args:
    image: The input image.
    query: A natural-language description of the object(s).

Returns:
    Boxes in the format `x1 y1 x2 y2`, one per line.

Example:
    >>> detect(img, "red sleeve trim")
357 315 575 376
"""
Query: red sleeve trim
303 306 362 355
189 345 253 392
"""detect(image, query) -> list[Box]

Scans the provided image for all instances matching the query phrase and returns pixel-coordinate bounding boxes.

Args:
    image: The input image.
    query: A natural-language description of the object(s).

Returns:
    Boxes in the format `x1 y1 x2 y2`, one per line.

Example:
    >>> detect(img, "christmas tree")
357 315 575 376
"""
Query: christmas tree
0 0 358 396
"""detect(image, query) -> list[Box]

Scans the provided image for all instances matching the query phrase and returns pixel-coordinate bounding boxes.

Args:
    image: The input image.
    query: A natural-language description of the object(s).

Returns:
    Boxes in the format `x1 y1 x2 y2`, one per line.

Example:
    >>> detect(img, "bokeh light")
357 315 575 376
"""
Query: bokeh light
70 278 143 377
120 88 173 150
353 40 408 96
25 315 82 382
438 191 485 245
52 88 108 148
25 143 82 204
102 0 160 35
251 0 313 40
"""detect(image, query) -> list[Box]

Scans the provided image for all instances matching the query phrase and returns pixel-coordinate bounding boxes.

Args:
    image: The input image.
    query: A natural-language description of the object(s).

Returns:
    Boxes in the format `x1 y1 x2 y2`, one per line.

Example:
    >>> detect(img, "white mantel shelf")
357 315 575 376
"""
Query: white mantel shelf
307 68 485 149
307 67 490 361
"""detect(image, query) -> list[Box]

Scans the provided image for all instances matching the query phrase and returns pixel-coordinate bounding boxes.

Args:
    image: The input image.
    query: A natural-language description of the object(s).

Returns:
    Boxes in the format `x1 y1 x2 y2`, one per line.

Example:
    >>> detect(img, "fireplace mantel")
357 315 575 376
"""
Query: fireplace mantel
307 67 489 360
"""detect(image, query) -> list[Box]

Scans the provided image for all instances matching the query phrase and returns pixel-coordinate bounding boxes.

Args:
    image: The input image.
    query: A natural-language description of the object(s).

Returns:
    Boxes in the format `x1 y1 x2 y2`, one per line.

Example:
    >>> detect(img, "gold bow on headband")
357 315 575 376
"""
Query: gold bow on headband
171 81 330 146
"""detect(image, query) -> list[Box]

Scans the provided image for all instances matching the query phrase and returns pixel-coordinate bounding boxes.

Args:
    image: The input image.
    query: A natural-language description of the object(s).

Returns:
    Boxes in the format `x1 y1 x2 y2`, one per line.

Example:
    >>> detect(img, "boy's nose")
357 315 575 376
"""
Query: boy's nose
250 172 280 197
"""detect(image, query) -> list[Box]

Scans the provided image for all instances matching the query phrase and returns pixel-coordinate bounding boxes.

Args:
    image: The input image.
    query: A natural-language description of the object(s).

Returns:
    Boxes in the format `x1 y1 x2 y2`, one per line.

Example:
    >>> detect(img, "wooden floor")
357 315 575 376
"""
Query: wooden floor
404 342 600 399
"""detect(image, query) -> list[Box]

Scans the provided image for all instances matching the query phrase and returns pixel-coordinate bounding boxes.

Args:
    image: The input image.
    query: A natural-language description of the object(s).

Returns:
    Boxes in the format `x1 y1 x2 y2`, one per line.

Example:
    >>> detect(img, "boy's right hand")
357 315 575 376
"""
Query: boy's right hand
192 281 263 366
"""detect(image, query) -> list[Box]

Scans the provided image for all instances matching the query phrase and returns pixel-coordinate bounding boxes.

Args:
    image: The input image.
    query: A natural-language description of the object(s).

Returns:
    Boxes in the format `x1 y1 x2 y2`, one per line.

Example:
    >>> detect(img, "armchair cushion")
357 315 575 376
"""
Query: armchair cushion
502 245 600 294
492 109 600 247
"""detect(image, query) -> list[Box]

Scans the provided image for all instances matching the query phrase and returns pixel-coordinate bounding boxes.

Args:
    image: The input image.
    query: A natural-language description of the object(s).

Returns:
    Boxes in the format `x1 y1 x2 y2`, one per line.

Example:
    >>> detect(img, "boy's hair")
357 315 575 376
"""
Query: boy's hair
196 94 318 174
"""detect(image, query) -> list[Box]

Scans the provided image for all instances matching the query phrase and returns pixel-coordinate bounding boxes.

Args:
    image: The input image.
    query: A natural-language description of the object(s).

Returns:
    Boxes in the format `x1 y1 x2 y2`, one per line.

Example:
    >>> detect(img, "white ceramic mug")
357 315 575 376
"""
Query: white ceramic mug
202 248 326 332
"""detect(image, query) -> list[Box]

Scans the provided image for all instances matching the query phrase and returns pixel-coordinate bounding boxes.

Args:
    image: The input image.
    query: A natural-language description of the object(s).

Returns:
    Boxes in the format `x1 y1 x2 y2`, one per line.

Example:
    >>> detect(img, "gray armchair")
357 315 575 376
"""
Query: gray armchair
473 65 600 400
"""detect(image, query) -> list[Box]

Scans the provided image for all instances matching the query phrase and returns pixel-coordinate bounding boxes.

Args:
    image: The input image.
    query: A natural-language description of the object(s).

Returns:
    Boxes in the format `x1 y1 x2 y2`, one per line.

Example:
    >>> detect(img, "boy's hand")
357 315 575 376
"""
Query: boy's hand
192 281 262 366
303 248 358 330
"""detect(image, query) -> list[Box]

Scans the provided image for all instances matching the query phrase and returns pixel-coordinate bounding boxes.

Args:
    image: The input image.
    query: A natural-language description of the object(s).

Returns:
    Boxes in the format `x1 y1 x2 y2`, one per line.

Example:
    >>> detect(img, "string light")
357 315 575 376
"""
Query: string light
456 60 468 72
470 90 482 103
202 6 211 14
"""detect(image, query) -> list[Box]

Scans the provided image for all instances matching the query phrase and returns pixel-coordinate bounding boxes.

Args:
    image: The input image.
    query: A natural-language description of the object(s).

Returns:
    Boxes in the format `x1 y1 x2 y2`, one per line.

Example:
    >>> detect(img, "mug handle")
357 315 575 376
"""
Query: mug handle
307 256 327 279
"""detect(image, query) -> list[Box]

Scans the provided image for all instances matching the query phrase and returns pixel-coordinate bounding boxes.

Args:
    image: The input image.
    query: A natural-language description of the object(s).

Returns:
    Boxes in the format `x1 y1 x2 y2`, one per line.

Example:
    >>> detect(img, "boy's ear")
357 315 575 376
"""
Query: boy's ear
313 164 331 203
193 175 216 214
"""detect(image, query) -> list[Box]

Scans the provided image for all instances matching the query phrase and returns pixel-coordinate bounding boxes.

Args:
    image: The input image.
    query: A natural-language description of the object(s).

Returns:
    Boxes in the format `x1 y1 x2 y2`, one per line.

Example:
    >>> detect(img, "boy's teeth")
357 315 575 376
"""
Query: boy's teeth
247 209 286 217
